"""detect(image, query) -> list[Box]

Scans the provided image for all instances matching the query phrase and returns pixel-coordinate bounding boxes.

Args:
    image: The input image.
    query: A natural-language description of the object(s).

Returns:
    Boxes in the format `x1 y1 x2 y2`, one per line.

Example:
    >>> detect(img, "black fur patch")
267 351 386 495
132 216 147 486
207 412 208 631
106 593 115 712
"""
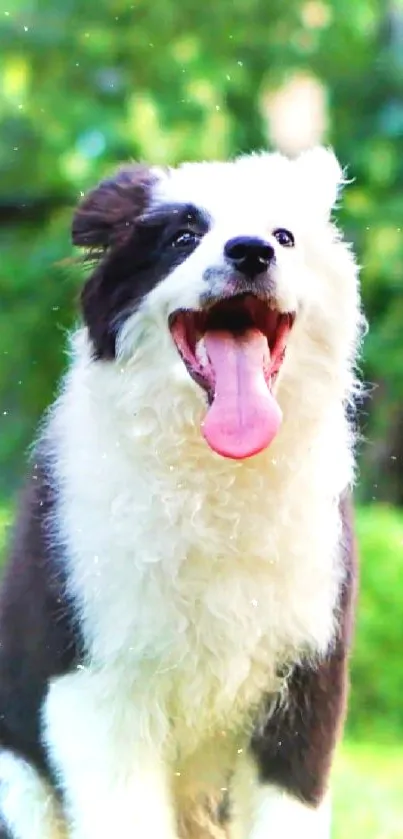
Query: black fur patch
0 818 13 839
73 166 210 359
0 452 82 783
249 493 357 806
72 164 156 253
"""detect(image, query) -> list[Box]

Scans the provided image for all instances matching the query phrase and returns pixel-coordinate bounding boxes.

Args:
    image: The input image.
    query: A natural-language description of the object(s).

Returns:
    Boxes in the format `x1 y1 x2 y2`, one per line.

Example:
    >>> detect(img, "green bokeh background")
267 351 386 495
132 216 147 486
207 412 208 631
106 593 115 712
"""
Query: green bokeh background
1 1 403 835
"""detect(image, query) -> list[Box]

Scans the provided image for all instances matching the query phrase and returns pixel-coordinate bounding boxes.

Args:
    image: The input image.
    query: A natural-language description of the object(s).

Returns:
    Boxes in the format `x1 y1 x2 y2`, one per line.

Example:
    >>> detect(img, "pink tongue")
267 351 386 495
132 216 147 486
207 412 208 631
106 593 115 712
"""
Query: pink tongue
202 329 282 459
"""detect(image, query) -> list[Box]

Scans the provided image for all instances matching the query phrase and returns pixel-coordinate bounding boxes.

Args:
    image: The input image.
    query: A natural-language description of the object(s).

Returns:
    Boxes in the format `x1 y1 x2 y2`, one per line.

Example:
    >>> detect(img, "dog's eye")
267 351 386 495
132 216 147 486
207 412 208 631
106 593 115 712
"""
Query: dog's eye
170 230 201 249
273 228 295 248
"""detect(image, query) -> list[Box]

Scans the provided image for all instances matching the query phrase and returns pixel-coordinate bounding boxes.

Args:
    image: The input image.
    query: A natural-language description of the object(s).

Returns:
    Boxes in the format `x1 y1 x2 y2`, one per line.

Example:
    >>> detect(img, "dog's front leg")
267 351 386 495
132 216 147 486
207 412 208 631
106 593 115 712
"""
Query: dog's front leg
43 671 177 839
229 647 349 839
230 758 331 839
230 494 355 839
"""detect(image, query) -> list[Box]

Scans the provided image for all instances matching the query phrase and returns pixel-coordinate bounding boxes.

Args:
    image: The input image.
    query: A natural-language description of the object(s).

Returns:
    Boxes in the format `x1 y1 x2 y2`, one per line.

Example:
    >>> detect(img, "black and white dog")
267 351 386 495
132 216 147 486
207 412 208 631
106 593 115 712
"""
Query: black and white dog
0 148 362 839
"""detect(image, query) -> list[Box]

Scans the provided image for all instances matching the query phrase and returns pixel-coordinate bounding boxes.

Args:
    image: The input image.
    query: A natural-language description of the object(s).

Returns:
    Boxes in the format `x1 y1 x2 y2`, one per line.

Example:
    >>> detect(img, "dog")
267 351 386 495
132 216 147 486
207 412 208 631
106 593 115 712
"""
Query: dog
0 147 362 839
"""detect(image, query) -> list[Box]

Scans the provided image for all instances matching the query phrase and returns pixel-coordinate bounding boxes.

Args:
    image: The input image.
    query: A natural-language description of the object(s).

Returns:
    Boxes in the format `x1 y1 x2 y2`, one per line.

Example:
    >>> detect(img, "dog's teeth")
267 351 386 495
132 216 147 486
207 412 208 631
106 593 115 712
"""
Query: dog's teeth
196 339 209 367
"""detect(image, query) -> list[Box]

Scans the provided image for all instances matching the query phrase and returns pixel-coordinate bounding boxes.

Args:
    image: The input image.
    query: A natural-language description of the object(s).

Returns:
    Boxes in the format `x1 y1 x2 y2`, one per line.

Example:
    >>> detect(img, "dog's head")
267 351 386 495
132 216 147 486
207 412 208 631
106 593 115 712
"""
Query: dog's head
73 149 361 460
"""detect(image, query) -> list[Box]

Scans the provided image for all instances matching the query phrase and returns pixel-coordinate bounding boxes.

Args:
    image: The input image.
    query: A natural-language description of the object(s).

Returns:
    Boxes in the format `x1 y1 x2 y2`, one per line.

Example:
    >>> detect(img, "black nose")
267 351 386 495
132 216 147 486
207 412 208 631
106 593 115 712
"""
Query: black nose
224 236 275 278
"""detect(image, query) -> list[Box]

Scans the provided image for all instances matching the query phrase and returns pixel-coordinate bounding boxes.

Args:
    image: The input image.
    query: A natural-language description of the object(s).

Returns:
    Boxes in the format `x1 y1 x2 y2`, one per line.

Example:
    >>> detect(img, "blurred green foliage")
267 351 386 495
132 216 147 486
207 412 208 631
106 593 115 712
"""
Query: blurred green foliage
333 742 403 838
1 0 403 498
349 505 403 737
0 504 10 560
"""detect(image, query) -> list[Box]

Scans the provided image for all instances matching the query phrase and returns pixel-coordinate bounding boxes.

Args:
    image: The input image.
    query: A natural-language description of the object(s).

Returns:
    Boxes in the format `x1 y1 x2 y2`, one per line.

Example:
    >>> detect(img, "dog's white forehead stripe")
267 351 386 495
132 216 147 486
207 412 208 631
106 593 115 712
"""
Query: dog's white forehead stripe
151 148 343 231
151 154 306 234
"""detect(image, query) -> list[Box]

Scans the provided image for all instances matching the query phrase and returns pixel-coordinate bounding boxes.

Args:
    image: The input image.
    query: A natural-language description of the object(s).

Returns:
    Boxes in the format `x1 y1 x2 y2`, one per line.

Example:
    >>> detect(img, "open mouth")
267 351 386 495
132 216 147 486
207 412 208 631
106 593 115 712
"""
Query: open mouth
169 293 295 460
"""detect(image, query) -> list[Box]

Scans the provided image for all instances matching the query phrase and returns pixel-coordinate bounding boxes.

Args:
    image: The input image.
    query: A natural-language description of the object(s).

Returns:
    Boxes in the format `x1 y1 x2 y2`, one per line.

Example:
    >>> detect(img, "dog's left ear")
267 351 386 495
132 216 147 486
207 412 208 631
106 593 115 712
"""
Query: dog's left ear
294 147 346 218
72 164 157 251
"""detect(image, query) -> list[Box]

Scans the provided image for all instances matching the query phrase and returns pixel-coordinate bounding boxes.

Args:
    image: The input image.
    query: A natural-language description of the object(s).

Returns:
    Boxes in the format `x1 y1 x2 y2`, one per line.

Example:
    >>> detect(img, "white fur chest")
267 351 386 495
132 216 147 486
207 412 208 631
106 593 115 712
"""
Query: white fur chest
48 340 352 750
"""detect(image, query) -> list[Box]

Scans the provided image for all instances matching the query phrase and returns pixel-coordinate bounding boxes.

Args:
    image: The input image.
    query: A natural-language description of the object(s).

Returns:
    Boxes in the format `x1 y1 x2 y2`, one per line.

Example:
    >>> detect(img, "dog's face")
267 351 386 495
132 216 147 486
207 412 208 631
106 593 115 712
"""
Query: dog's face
73 149 361 460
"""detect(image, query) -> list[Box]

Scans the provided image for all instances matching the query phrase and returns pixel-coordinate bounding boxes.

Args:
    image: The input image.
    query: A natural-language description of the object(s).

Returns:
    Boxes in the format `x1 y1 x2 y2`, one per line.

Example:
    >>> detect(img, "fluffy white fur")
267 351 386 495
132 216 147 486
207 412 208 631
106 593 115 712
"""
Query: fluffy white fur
230 757 331 839
0 751 65 839
2 148 362 838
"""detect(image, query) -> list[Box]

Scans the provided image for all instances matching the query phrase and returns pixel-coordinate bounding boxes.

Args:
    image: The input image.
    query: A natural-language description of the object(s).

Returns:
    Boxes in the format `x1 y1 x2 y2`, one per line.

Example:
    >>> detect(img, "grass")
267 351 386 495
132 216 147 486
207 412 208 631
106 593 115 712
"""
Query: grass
333 741 403 839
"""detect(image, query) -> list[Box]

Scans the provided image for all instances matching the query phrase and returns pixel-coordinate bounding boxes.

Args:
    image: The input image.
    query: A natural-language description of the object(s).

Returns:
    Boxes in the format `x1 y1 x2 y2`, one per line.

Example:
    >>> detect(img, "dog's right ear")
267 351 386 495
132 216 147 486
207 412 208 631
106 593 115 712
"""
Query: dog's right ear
71 164 157 252
294 147 346 219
